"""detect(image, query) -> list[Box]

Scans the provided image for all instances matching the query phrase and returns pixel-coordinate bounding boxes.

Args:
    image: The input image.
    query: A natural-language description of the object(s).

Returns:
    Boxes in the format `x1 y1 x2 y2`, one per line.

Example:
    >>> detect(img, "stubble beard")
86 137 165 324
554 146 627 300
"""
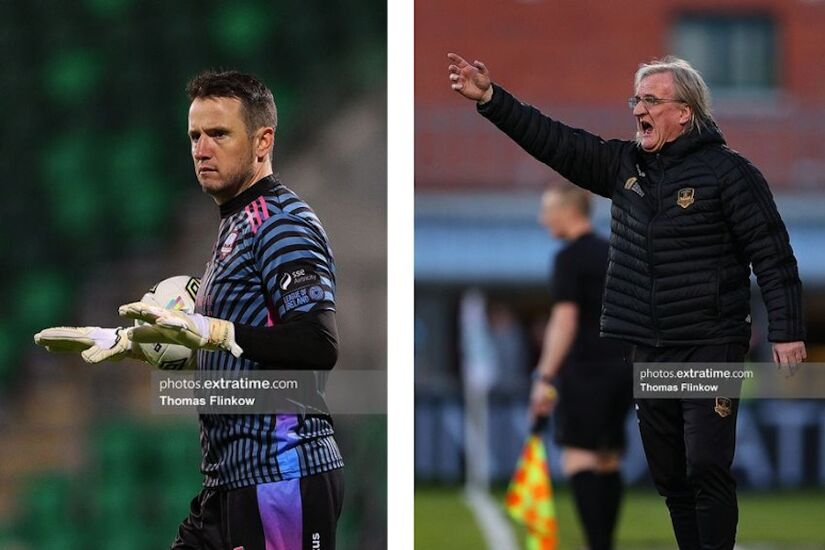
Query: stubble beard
201 164 256 204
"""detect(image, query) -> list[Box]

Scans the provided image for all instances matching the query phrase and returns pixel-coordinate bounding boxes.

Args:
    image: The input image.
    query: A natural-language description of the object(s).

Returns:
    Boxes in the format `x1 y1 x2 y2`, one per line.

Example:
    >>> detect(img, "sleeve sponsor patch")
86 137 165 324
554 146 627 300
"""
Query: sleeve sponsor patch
277 267 325 313
278 268 319 291
284 287 314 311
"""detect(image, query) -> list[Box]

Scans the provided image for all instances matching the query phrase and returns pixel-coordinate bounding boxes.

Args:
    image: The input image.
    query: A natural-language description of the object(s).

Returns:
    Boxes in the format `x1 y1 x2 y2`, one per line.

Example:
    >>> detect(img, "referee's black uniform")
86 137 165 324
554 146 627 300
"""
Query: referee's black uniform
551 232 632 550
551 233 631 453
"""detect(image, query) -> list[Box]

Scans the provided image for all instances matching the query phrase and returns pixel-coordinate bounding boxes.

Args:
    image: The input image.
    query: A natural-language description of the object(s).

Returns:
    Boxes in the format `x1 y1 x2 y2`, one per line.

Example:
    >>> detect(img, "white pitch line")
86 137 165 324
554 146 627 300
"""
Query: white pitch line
464 486 520 550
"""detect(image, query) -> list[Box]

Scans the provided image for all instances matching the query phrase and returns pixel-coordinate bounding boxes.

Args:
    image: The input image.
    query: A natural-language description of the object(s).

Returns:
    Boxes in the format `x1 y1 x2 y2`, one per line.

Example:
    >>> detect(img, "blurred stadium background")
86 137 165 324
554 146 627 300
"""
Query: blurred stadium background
0 1 386 549
415 0 825 548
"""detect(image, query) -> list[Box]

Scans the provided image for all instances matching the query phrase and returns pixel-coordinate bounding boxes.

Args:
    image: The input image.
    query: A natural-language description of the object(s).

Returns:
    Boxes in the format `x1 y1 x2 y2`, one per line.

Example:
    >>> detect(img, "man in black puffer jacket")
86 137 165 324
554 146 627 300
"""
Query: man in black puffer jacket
448 53 806 550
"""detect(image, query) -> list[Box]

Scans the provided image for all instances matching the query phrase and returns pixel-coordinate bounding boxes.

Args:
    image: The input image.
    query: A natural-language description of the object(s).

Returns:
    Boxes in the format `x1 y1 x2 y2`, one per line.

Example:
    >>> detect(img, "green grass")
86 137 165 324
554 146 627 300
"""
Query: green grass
415 486 488 550
415 486 825 549
733 491 825 544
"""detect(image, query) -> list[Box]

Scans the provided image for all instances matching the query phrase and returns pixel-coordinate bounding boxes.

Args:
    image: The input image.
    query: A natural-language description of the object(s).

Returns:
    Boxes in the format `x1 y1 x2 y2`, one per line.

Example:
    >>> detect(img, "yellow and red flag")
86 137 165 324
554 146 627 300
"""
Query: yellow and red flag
505 428 557 550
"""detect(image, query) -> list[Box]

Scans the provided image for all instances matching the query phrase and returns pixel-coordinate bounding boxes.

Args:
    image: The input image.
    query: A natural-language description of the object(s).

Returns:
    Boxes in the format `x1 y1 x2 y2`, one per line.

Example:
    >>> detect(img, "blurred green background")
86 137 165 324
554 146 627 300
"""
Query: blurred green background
0 1 387 548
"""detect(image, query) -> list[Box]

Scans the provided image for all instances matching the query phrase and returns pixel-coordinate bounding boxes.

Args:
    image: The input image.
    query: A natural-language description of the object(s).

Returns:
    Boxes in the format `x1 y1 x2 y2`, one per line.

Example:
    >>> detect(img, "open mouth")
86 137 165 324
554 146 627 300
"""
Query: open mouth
639 120 653 136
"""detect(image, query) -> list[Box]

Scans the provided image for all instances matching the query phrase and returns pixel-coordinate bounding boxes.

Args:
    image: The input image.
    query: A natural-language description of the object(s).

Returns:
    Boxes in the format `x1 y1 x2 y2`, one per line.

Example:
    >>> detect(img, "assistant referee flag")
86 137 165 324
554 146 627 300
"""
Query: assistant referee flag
505 421 558 550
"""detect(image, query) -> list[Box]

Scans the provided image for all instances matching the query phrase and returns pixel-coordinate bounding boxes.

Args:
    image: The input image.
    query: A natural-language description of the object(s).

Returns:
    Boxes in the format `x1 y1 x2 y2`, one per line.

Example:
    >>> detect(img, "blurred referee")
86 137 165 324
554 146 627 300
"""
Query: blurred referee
530 185 631 550
449 53 806 550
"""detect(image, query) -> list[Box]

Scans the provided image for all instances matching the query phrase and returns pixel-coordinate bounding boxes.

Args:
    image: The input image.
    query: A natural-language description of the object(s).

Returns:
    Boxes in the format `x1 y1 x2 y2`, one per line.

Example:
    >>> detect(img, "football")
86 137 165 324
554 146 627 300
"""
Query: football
136 275 200 370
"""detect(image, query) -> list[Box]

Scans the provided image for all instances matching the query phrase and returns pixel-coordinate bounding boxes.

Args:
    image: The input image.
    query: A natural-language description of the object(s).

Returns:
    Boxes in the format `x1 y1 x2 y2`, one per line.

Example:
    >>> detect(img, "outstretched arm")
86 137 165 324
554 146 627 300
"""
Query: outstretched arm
447 52 625 198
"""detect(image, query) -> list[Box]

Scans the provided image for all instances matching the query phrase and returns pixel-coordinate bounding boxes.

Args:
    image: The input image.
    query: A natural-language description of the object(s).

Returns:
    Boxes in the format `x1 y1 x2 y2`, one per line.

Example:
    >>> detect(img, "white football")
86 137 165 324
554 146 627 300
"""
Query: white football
136 275 200 370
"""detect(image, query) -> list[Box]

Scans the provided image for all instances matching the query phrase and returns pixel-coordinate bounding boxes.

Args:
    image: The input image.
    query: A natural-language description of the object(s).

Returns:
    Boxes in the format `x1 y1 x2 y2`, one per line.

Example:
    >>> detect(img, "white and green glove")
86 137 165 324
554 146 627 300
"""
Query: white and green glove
33 327 145 364
119 302 243 358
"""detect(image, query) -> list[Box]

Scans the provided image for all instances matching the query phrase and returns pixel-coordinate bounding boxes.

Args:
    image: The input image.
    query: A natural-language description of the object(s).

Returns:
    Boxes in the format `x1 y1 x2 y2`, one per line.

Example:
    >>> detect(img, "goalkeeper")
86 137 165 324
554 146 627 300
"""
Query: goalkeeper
35 70 344 550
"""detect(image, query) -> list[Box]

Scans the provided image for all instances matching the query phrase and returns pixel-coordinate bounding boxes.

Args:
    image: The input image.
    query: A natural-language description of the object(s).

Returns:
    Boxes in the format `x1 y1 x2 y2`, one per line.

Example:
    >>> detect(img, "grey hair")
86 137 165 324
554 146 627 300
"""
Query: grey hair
634 56 717 134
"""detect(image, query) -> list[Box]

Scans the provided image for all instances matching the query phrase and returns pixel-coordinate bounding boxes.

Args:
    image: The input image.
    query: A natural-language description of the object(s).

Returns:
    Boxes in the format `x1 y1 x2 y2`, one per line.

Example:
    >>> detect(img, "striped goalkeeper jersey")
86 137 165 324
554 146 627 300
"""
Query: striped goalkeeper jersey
195 175 343 489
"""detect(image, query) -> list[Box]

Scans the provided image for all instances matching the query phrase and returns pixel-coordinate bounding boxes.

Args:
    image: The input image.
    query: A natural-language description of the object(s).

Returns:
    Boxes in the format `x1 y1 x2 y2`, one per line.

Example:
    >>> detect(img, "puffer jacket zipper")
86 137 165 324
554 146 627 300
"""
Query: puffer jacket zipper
648 154 664 346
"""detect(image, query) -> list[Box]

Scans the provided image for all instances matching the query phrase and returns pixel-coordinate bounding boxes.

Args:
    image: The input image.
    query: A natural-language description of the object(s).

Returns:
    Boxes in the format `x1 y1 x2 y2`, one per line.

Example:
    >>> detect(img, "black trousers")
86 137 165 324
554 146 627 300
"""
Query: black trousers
634 343 745 550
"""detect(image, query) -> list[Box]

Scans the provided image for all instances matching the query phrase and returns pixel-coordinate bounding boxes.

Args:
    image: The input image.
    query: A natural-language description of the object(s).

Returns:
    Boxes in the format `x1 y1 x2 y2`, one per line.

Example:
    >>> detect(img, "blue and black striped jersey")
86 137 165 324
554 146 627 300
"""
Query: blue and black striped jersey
195 175 343 489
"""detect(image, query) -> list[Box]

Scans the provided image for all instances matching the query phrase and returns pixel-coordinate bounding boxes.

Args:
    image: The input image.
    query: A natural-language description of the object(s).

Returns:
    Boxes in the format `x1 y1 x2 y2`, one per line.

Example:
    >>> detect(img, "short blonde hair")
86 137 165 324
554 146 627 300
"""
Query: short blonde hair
547 183 591 218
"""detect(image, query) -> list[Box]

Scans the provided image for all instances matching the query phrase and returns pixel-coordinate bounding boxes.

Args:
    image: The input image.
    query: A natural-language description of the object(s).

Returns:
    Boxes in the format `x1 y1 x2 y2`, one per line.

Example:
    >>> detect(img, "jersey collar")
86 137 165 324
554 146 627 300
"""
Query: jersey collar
219 175 280 218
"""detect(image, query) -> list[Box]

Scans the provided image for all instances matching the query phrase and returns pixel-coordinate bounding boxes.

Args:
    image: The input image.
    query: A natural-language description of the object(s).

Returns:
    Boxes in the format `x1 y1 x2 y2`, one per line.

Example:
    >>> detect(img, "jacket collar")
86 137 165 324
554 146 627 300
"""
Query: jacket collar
640 124 726 162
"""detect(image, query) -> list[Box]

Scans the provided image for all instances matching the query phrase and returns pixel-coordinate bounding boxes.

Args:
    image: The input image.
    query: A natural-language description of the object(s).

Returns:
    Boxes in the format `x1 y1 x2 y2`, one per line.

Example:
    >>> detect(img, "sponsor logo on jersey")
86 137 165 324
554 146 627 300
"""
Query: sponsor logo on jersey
280 268 319 291
279 272 293 291
677 187 695 209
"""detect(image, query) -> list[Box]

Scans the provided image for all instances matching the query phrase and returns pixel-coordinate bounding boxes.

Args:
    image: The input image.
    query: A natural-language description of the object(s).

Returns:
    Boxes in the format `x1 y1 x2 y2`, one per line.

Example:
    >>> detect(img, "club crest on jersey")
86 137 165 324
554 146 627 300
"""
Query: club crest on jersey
220 230 239 259
677 187 695 209
714 397 732 418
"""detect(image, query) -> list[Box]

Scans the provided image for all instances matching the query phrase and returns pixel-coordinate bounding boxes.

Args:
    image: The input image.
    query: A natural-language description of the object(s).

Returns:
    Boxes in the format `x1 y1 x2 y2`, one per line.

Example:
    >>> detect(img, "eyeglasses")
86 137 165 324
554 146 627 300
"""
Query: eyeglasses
627 95 686 110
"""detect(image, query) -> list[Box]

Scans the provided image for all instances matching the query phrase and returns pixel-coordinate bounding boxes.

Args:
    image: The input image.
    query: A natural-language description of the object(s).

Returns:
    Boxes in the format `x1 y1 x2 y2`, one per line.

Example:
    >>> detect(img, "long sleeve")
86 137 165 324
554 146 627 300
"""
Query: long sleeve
234 309 338 369
720 153 805 342
477 84 627 198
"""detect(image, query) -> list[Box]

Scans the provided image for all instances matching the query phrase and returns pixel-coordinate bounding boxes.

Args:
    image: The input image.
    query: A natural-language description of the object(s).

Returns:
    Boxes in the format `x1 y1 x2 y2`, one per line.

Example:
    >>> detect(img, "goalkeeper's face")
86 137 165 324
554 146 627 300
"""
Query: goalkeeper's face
188 97 263 204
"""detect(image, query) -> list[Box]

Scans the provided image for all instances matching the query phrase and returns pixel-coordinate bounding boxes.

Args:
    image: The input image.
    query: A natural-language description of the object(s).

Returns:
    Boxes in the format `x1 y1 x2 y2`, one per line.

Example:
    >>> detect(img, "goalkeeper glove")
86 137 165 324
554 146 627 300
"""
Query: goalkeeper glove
33 327 145 364
119 302 243 358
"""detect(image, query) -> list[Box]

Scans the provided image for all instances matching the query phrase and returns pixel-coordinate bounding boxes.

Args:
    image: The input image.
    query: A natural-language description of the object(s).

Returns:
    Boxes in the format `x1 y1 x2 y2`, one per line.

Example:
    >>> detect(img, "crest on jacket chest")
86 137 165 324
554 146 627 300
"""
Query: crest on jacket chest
677 187 695 209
